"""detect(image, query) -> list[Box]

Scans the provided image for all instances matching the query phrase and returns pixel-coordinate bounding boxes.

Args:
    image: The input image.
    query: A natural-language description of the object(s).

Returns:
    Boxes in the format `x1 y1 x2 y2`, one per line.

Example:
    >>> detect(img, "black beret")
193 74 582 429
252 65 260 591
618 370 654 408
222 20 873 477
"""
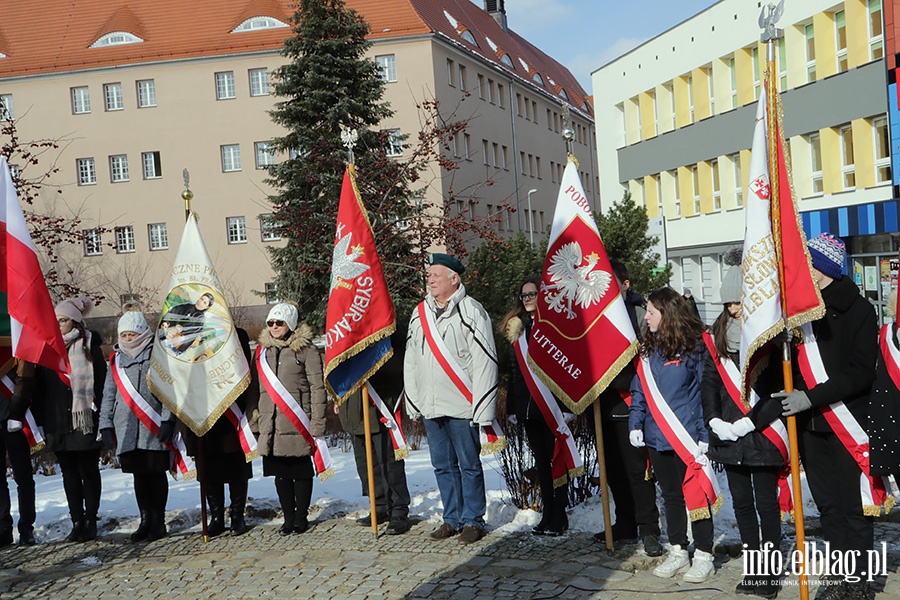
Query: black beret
428 253 465 275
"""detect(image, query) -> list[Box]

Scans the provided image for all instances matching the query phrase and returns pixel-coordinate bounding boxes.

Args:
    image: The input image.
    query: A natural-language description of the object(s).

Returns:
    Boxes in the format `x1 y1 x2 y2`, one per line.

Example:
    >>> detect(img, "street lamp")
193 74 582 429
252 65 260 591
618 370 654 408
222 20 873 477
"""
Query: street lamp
526 189 537 245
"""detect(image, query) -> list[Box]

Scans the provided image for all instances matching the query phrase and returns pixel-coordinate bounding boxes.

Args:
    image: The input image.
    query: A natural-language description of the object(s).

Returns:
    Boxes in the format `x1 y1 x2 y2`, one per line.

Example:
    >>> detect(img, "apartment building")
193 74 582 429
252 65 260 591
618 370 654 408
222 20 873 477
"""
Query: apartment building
592 0 893 321
0 0 597 317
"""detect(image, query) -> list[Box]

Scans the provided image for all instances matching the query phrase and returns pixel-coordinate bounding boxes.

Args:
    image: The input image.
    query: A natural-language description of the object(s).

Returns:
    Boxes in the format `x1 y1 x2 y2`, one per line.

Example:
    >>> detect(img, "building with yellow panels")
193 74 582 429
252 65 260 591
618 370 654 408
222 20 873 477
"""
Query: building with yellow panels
592 0 894 321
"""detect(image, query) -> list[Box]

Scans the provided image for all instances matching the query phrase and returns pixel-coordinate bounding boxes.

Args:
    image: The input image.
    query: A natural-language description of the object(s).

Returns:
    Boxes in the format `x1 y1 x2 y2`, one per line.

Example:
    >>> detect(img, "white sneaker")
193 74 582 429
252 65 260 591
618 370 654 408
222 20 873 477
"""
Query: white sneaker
683 549 715 583
652 545 690 578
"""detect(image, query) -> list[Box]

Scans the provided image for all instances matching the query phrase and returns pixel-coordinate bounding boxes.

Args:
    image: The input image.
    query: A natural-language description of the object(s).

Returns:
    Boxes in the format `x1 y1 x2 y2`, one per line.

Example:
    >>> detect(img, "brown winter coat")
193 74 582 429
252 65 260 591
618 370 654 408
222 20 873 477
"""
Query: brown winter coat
256 324 326 458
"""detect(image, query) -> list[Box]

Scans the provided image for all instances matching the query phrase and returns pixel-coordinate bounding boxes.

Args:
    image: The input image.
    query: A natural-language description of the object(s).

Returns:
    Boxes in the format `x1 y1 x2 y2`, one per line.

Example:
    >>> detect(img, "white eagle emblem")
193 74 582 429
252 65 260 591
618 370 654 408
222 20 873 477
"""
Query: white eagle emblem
543 242 612 319
330 230 370 291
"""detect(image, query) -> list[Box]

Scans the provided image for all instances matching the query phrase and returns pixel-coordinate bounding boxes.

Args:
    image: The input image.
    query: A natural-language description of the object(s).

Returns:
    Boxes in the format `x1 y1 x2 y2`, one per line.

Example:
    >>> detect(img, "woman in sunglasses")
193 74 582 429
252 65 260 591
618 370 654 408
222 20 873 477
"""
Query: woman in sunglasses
499 276 573 536
255 303 326 534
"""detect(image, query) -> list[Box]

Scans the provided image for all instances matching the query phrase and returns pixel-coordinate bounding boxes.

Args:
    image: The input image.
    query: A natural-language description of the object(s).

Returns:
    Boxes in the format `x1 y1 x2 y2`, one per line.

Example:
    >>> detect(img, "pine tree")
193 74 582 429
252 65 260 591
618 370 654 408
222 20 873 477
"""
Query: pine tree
595 191 670 294
267 0 421 327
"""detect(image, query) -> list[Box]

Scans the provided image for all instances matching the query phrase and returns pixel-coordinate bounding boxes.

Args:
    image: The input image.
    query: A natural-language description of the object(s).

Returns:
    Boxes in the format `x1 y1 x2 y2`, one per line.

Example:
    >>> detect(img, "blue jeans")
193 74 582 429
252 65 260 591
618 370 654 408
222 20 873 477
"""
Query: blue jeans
424 417 486 529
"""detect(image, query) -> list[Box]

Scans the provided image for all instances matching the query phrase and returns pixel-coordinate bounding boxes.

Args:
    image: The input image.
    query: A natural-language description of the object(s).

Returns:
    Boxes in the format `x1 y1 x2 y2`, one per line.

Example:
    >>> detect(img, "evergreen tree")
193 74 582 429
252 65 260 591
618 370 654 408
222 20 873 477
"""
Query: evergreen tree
595 191 670 294
267 0 421 327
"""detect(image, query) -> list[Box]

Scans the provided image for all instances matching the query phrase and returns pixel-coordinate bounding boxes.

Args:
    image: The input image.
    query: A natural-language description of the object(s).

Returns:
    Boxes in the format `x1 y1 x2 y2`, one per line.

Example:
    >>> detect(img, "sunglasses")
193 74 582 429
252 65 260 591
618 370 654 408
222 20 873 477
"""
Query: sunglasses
519 292 539 300
267 320 285 327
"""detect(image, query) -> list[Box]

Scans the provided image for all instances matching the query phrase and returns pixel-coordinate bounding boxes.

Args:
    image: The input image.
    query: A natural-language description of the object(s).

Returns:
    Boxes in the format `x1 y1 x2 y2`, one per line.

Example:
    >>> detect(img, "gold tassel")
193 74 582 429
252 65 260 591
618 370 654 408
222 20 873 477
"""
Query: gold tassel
182 469 198 482
29 441 45 456
552 474 569 489
244 450 260 463
480 436 507 456
393 448 409 461
318 467 336 482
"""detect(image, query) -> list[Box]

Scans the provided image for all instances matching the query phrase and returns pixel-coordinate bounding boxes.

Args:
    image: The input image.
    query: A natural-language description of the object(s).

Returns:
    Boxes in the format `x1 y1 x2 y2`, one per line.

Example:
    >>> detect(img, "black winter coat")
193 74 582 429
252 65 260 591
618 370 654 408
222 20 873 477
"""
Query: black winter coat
339 330 406 436
868 322 900 476
505 314 568 422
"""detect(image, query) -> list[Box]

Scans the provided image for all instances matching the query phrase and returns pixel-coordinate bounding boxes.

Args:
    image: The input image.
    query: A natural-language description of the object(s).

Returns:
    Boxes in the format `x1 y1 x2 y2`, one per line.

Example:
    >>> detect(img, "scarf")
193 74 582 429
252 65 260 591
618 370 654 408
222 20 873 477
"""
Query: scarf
119 328 153 359
725 316 741 357
63 328 95 435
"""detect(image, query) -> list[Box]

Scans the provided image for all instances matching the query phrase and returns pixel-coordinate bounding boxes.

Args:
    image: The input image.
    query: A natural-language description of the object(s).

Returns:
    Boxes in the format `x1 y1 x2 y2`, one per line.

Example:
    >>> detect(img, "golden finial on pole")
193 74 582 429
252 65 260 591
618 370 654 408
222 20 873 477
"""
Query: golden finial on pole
182 168 194 222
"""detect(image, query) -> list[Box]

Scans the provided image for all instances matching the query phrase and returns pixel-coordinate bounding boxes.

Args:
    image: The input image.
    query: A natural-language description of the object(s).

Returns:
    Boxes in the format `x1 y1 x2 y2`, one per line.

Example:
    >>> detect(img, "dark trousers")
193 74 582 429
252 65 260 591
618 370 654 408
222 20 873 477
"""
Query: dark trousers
56 449 101 521
724 464 781 551
649 448 713 552
602 418 660 536
524 417 568 530
351 430 410 519
801 429 874 575
133 472 169 513
0 427 35 534
274 477 313 529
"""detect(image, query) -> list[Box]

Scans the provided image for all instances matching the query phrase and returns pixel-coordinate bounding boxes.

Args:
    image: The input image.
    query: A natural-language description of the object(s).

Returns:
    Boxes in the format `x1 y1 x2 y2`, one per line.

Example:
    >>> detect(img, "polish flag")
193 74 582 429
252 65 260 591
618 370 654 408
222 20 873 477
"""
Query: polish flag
0 157 69 374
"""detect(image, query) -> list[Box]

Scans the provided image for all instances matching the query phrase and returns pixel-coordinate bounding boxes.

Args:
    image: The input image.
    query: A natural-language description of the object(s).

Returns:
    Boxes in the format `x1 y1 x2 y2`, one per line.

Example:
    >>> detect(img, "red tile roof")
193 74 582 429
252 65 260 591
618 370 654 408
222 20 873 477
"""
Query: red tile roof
0 0 589 114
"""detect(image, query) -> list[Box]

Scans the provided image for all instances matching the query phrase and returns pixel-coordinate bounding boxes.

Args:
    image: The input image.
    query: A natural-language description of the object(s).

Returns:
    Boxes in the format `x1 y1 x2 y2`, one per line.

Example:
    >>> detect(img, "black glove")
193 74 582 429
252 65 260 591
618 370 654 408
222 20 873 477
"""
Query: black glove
157 421 175 445
100 428 116 450
772 328 793 347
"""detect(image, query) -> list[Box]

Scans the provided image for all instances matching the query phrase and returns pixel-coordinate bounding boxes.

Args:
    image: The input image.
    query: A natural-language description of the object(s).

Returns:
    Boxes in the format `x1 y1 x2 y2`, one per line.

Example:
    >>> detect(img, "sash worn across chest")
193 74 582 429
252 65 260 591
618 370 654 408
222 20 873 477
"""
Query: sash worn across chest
367 382 408 461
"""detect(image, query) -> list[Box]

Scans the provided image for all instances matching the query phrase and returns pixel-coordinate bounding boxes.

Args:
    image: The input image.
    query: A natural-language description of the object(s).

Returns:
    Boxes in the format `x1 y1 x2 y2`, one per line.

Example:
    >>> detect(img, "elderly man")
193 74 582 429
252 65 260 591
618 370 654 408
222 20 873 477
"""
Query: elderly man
405 253 498 544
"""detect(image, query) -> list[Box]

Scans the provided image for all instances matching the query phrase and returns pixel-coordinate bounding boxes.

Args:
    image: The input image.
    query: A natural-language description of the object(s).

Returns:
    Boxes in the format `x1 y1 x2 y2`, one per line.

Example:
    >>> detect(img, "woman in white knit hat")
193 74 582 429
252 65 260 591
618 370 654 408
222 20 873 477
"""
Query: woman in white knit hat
99 309 176 542
254 302 326 535
33 297 106 542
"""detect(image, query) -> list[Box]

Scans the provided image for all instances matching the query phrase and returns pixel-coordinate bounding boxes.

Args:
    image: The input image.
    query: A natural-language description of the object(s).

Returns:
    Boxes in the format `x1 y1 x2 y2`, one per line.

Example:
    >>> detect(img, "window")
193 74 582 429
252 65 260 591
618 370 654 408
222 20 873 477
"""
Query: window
0 94 12 120
83 229 102 256
673 171 682 218
805 23 816 82
249 68 270 97
732 154 743 207
260 214 281 242
656 174 663 215
109 155 129 182
452 133 460 158
477 74 485 99
488 78 496 104
706 66 714 115
778 38 787 91
232 17 289 32
255 142 275 169
729 57 737 109
136 80 156 108
90 32 142 48
71 86 91 114
873 117 891 184
458 65 467 91
461 30 477 46
809 133 823 194
752 47 761 100
115 226 135 253
104 83 123 111
77 158 96 185
227 216 247 244
869 0 884 60
215 72 236 100
712 159 721 211
835 11 847 73
686 74 694 122
447 59 455 87
840 125 854 189
502 145 509 169
636 179 645 208
384 130 402 157
265 282 280 303
482 139 489 165
221 145 241 172
664 82 675 125
148 223 168 251
491 143 500 168
497 83 505 108
142 151 162 179
376 55 397 82
691 165 701 214
463 133 471 160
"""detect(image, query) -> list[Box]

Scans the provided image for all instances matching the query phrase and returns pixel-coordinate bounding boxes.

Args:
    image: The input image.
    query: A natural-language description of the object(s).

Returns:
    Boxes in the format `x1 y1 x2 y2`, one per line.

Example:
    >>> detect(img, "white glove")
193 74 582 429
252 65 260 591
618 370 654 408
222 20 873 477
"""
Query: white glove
697 440 709 454
694 452 710 467
7 419 23 433
508 414 518 425
562 412 575 424
708 418 738 442
731 417 755 438
629 430 644 448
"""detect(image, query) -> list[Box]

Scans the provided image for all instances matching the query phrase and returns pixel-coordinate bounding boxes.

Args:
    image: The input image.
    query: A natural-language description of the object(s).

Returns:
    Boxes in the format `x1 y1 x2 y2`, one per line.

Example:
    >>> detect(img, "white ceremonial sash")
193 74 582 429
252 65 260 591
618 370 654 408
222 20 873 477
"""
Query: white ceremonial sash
223 403 259 463
0 374 44 453
366 382 408 461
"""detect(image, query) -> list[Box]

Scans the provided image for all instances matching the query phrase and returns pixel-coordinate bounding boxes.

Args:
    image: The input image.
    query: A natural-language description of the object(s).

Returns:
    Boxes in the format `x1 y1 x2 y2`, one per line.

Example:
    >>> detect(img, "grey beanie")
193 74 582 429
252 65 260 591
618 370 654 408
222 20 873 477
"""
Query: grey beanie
720 266 742 304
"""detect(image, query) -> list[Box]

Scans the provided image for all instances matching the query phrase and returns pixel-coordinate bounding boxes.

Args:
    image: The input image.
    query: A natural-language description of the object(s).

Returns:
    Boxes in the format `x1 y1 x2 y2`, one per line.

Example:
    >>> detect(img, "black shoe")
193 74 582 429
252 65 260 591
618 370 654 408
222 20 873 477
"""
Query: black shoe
293 520 309 535
230 513 248 536
279 523 293 536
131 511 151 542
385 517 410 536
65 519 84 543
735 576 758 595
755 579 780 599
642 534 664 557
147 510 167 541
18 530 36 546
206 488 226 538
355 513 389 527
207 517 226 538
0 529 12 548
79 519 97 542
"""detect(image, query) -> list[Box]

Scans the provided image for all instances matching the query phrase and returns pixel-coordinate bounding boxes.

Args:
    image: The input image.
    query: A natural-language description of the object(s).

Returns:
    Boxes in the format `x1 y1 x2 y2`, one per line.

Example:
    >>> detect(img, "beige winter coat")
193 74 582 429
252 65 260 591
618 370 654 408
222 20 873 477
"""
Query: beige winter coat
256 324 326 458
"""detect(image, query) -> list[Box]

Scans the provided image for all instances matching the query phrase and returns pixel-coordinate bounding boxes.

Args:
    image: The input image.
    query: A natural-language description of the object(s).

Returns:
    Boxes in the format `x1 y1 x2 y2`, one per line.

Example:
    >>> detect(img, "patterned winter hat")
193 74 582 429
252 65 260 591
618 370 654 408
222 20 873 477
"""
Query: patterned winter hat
267 303 299 331
118 310 149 336
807 232 845 280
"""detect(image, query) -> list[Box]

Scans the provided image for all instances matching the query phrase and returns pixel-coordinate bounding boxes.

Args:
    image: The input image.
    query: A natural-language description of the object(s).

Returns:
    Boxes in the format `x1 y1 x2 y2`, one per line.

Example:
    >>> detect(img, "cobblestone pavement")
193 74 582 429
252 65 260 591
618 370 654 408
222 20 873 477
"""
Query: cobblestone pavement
3 516 900 599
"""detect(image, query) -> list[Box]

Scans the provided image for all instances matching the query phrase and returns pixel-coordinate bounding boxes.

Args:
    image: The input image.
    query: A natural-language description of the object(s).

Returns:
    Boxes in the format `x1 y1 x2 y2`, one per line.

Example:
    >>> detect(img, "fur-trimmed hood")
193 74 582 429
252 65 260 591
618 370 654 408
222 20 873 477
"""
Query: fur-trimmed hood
258 323 314 352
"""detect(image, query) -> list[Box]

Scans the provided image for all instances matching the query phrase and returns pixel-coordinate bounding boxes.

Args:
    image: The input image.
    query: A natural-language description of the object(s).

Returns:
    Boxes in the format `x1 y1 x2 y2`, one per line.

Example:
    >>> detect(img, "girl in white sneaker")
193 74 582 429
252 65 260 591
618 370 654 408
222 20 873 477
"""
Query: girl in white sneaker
629 288 720 584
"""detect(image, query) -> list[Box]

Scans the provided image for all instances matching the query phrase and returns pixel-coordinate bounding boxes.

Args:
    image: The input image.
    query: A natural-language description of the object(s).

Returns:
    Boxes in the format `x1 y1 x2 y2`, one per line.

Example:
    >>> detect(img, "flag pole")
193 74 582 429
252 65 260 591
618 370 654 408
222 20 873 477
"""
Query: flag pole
763 6 808 597
182 170 210 543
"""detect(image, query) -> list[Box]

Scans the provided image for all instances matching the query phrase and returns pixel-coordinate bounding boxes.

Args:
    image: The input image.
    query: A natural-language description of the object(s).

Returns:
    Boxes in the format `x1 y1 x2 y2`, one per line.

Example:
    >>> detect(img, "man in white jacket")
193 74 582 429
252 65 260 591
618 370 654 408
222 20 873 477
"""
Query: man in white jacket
405 253 498 544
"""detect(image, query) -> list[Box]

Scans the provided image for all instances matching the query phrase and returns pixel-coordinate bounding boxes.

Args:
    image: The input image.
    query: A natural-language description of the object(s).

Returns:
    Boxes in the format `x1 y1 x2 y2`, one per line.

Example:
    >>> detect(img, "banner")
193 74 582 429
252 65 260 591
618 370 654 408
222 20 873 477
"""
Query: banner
147 213 251 436
527 159 638 413
324 165 395 405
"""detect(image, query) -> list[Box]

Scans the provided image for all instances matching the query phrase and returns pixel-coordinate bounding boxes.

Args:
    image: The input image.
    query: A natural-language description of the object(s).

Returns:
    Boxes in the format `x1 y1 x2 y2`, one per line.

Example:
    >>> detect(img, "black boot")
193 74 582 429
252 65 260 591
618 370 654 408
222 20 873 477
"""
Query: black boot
65 518 85 542
147 510 167 541
293 478 313 534
229 479 249 536
206 485 226 538
274 478 296 535
131 510 151 542
79 518 97 542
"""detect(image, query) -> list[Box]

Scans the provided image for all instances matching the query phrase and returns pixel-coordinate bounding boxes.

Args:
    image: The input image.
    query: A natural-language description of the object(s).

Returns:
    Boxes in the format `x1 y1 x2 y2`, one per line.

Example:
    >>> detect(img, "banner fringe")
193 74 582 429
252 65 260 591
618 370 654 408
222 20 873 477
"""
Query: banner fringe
481 436 506 456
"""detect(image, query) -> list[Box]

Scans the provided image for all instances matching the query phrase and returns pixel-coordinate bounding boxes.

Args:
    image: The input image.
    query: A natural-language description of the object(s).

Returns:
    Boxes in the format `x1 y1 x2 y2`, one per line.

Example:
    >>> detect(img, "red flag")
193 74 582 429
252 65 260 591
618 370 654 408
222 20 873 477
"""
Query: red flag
526 160 638 414
324 165 395 405
0 157 70 374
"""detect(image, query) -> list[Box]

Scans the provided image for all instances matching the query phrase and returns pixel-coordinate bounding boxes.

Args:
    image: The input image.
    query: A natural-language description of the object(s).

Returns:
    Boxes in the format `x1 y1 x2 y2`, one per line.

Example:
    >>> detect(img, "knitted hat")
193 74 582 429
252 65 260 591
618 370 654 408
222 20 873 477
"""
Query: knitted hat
118 310 149 336
428 253 465 275
55 297 93 324
807 232 845 280
266 303 299 331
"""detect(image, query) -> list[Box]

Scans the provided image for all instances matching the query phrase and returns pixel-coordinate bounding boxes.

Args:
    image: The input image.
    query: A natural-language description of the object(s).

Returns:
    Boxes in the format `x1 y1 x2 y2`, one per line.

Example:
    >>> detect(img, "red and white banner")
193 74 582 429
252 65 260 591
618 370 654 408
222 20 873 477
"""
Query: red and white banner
513 332 583 487
223 403 259 463
417 302 505 455
636 356 722 520
0 158 70 376
256 347 334 481
702 332 793 518
797 323 892 516
527 160 637 413
110 353 196 480
0 373 44 453
366 382 408 461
